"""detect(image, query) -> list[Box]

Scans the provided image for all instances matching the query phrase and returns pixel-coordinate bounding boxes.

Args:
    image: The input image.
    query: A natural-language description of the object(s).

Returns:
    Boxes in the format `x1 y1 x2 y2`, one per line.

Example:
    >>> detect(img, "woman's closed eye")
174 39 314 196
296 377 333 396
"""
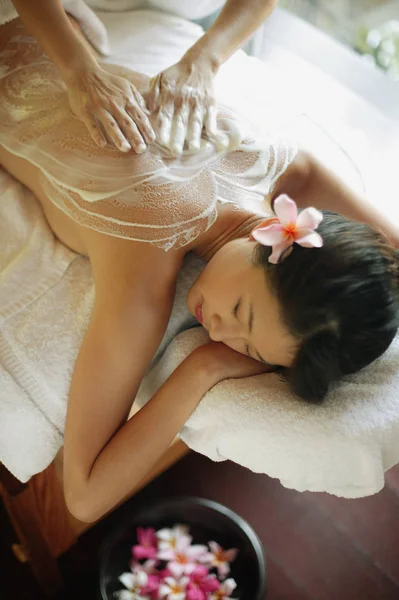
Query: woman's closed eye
232 299 240 318
231 299 251 358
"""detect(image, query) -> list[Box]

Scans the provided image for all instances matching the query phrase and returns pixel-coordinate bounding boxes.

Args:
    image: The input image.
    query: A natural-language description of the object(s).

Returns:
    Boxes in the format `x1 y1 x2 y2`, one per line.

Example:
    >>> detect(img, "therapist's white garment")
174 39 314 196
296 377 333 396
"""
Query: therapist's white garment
85 1 225 20
146 0 224 20
0 0 225 27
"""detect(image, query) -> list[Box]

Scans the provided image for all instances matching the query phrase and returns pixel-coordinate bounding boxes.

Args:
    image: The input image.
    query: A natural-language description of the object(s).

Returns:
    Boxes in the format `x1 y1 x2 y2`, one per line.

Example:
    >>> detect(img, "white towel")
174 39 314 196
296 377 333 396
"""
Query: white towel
1 9 398 494
136 326 399 499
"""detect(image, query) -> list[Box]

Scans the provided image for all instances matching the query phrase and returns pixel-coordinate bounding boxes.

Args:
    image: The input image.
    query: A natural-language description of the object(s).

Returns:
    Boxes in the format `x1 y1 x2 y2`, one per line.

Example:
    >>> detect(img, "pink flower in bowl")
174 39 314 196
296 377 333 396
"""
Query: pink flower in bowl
157 535 208 578
209 578 238 600
201 541 238 579
131 527 158 561
156 525 192 552
159 575 190 600
187 565 220 600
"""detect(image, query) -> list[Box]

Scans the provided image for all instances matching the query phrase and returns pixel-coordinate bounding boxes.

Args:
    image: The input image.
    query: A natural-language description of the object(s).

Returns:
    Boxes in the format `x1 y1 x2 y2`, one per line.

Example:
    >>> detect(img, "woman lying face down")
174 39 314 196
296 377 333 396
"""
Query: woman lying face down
0 16 398 523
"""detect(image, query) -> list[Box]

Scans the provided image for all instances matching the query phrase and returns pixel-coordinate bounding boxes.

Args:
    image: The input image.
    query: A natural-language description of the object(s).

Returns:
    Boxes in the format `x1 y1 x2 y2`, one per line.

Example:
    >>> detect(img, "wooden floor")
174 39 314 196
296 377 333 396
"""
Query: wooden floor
1 453 399 600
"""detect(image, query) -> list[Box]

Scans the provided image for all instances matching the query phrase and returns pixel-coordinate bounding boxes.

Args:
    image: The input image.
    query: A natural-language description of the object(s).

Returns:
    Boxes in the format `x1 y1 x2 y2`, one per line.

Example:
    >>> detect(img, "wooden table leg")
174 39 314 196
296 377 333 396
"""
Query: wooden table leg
0 463 64 597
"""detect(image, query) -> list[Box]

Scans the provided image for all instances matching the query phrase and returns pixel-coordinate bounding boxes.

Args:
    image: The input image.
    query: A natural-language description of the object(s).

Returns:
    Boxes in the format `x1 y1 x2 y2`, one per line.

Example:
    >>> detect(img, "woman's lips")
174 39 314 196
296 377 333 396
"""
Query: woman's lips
195 302 203 324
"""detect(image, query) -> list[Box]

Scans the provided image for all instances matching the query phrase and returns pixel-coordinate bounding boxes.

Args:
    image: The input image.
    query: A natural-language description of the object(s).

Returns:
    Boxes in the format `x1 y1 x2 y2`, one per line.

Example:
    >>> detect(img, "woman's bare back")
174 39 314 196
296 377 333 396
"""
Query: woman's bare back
0 145 90 253
0 18 298 263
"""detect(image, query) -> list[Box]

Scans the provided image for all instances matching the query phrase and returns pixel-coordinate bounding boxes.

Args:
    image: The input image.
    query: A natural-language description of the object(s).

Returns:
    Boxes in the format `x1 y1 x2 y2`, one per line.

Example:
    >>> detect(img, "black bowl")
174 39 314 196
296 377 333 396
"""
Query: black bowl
98 496 267 600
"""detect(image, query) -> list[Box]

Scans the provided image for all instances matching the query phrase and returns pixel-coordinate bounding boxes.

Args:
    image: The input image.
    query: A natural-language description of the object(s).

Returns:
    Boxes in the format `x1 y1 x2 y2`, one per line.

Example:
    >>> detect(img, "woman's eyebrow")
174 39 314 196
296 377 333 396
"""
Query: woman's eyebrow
248 302 269 364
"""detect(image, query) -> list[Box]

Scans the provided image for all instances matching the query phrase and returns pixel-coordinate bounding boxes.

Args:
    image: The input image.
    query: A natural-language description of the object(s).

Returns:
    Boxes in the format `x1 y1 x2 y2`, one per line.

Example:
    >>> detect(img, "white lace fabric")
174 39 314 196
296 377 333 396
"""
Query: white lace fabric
0 29 297 251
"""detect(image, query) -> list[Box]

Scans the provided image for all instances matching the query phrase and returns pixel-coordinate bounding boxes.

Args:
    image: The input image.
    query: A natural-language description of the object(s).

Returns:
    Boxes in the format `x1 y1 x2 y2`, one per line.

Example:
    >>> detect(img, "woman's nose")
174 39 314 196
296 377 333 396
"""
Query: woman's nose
208 313 241 342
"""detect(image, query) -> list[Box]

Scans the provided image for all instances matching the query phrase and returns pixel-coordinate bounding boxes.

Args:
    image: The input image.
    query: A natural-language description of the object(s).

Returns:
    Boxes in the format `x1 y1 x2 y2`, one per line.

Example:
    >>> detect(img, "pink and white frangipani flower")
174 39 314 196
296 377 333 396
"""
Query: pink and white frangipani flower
251 194 323 264
131 559 158 575
159 575 190 600
201 541 238 579
187 565 220 600
131 562 160 597
209 578 238 600
158 536 208 578
116 571 151 600
157 524 192 552
132 527 158 561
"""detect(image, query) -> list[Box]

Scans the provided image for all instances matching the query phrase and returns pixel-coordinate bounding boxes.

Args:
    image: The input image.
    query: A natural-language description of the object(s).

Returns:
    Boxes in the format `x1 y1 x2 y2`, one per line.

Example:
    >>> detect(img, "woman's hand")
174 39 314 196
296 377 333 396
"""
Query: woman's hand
65 64 156 153
147 57 228 155
191 341 274 383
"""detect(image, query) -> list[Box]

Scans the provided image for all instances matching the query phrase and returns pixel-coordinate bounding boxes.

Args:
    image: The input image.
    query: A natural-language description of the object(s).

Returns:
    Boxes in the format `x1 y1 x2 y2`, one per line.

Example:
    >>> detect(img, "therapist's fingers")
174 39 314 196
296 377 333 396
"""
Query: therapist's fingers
158 100 175 147
124 87 155 145
81 111 107 148
96 108 132 152
106 100 146 152
147 76 161 112
149 74 175 114
170 102 190 155
187 103 204 152
204 103 218 138
99 87 153 151
119 112 148 154
204 105 229 151
132 88 151 117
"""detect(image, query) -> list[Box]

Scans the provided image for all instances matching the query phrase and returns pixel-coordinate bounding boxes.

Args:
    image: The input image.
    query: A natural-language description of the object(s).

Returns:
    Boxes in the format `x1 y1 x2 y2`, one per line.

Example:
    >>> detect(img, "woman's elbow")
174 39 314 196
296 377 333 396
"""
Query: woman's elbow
64 486 91 523
63 477 100 524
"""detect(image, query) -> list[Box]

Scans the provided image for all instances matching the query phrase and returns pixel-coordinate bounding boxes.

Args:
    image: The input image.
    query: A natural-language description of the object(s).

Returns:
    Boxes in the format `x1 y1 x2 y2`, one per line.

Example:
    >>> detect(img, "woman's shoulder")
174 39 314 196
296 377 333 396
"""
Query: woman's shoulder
83 225 184 301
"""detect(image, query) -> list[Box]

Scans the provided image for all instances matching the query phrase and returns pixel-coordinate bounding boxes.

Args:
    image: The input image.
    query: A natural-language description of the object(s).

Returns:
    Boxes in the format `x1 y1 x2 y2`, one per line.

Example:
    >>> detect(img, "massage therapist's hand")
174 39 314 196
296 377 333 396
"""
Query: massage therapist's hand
65 63 156 153
191 341 274 383
147 57 229 155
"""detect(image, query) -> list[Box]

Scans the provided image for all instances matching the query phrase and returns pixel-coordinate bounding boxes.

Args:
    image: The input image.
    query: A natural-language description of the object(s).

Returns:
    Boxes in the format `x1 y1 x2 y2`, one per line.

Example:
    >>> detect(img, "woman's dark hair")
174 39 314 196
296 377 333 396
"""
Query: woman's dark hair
253 211 399 403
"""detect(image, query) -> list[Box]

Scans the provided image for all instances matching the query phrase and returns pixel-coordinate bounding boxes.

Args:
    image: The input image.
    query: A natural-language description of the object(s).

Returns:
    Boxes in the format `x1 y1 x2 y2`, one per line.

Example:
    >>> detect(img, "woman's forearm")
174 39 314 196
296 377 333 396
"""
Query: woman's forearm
11 0 97 76
183 0 278 72
66 353 220 523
